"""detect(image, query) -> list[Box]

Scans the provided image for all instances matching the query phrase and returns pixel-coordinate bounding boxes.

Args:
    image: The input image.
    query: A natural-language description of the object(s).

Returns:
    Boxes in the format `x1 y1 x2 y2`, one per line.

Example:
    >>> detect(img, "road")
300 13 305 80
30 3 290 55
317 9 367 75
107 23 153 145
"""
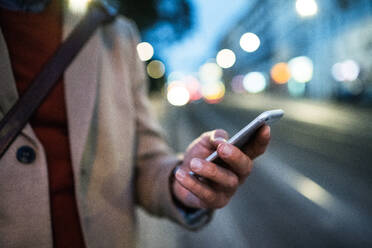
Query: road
137 93 372 248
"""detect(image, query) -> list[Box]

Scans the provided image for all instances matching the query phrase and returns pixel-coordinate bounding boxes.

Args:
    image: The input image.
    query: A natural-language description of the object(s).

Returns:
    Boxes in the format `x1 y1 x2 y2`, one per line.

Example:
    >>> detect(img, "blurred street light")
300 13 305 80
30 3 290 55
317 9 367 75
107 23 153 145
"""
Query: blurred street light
288 80 306 97
184 76 202 101
331 63 344 82
199 62 223 83
202 81 226 104
167 81 190 106
271 62 291 84
216 49 236 69
288 56 314 83
68 0 90 13
239 32 260 53
231 75 245 93
331 59 360 82
137 42 154 61
295 0 318 17
147 60 165 79
243 72 267 93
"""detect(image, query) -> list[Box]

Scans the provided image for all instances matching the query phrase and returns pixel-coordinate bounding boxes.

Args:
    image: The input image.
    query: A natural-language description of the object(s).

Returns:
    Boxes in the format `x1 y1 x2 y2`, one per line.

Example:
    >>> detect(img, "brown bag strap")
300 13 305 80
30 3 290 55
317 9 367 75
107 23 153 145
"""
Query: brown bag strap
0 1 118 159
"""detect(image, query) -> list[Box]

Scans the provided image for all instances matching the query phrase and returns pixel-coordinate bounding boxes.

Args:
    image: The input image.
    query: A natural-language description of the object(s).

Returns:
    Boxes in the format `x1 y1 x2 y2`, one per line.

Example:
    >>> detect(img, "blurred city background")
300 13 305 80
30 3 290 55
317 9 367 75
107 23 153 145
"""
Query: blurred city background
75 0 372 247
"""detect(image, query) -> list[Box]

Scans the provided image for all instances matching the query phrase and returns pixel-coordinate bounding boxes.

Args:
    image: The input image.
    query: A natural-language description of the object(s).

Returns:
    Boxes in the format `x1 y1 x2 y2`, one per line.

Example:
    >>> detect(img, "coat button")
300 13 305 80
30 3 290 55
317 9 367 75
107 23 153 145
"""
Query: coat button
16 146 36 164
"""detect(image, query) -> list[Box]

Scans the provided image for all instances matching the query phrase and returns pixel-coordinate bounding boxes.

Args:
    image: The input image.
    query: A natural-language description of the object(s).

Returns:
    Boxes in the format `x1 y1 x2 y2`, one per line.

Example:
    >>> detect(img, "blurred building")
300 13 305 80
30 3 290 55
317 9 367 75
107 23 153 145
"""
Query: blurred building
218 0 372 101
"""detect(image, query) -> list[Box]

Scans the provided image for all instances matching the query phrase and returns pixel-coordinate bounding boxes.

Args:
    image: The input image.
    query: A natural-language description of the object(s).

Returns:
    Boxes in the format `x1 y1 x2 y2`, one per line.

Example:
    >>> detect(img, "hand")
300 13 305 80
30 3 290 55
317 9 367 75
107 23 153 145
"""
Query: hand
172 125 271 209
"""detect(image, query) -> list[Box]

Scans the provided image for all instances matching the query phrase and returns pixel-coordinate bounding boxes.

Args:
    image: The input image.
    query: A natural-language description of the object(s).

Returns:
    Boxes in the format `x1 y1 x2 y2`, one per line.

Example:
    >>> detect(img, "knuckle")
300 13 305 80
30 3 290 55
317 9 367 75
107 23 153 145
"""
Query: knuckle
258 146 267 155
233 153 250 175
260 137 270 146
204 190 217 204
215 198 228 209
254 145 266 157
187 177 199 191
208 163 218 178
228 176 239 189
232 146 244 161
242 160 253 176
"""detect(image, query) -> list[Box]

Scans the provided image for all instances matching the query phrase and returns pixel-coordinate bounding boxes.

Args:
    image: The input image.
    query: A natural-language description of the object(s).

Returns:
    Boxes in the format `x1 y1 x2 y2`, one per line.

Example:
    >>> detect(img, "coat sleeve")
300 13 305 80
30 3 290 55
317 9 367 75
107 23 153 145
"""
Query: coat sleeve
122 19 212 230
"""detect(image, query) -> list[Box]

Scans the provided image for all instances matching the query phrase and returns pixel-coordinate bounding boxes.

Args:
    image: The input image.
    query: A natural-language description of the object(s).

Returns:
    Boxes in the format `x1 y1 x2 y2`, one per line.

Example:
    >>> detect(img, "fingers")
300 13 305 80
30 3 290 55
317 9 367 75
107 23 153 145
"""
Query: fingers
190 158 239 190
217 142 253 181
199 129 229 150
200 126 269 161
173 127 270 209
244 125 271 160
175 167 229 209
173 180 205 208
210 129 229 146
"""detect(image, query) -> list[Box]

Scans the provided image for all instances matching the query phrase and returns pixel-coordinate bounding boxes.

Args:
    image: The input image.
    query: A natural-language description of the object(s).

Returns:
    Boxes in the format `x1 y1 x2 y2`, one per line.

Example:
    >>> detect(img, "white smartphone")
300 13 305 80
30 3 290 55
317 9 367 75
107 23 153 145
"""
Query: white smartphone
189 109 284 177
206 109 284 162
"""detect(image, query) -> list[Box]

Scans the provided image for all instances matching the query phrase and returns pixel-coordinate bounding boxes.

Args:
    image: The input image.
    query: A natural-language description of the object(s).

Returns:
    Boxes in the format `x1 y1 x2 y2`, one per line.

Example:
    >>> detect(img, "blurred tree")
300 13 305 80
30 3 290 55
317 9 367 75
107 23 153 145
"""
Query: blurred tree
118 0 193 42
337 0 361 10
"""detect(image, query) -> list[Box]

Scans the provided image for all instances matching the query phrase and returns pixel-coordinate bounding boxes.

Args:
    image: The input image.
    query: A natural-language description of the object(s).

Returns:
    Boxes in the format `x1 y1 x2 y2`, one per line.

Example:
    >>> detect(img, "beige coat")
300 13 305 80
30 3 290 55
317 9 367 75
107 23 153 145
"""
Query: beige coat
0 9 196 248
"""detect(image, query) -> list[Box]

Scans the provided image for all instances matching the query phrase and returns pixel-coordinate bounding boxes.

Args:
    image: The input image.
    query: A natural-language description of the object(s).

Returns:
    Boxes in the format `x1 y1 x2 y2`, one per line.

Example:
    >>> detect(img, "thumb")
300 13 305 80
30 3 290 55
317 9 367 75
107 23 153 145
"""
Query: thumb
211 129 229 147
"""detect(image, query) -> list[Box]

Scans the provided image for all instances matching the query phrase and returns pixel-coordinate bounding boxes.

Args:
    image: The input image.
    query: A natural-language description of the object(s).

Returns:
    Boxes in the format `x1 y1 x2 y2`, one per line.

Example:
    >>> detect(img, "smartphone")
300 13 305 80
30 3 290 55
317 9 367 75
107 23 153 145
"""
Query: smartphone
189 109 284 177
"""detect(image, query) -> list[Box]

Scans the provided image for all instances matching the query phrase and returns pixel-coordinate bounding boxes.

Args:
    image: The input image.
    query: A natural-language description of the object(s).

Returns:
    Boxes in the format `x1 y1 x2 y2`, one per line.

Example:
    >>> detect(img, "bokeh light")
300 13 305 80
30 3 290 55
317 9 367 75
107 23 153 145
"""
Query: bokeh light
199 62 223 83
240 32 261 53
295 0 318 17
243 72 267 93
68 0 91 13
231 75 245 93
167 81 190 106
202 81 226 104
184 76 202 101
146 60 165 79
216 49 236 69
331 63 344 82
331 59 360 82
288 56 313 83
342 59 360 82
271 62 291 84
136 42 154 61
288 80 306 97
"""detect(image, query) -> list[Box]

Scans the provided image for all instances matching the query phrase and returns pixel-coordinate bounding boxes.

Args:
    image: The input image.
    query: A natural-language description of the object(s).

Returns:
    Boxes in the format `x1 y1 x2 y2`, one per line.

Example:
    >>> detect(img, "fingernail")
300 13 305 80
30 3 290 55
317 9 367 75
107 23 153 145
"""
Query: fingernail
220 143 232 157
175 169 186 181
190 158 203 172
214 137 227 142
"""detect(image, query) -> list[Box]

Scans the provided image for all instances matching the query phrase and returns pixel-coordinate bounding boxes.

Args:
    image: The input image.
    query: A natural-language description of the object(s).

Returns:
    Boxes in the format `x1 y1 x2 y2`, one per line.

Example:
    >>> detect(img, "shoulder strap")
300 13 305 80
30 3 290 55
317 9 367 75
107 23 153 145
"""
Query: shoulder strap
0 1 118 159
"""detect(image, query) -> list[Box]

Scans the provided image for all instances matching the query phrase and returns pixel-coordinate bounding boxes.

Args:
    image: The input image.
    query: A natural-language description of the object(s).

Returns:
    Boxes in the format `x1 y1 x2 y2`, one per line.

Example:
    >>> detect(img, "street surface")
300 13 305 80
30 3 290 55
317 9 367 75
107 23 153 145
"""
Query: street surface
137 93 372 248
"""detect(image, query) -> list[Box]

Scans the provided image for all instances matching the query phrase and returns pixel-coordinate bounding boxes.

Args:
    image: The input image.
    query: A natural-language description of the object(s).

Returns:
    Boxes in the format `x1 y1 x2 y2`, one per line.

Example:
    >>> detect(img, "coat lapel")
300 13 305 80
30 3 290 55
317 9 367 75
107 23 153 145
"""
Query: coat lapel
0 4 99 169
63 9 99 171
0 28 39 145
0 28 19 118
